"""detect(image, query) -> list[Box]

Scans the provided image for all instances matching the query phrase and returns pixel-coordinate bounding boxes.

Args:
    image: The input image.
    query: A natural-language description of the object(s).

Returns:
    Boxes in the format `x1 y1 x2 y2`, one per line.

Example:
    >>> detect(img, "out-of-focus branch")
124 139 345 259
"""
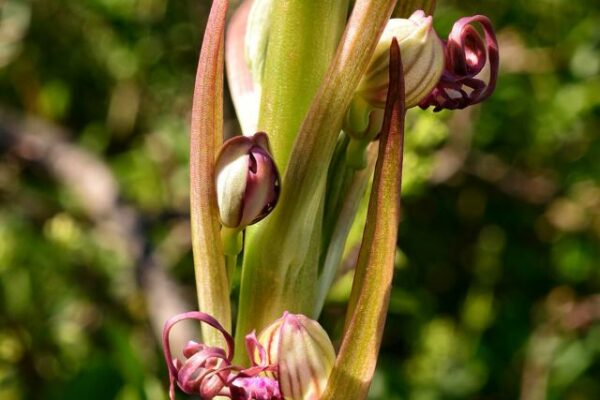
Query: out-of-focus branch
0 107 194 351
466 151 557 204
429 107 556 204
520 289 600 400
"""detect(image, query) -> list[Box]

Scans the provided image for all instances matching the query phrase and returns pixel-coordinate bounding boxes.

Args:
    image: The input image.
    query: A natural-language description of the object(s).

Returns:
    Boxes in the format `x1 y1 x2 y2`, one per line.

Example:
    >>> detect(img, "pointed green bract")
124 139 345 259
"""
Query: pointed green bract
189 0 231 347
321 39 406 400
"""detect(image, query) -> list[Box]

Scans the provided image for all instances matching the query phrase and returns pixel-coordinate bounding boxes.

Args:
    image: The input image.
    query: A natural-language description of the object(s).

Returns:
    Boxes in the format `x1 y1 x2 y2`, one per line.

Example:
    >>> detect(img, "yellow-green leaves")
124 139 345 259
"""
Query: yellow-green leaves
234 0 391 360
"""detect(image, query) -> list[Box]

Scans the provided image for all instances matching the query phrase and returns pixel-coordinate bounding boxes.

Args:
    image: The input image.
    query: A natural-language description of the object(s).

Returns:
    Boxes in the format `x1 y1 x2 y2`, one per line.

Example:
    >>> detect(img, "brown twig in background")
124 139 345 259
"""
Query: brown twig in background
519 289 600 400
0 107 195 353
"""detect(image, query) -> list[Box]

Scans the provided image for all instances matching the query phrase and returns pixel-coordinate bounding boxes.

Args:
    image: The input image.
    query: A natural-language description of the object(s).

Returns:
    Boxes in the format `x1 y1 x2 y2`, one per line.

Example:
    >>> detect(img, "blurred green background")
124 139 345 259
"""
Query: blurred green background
0 0 599 399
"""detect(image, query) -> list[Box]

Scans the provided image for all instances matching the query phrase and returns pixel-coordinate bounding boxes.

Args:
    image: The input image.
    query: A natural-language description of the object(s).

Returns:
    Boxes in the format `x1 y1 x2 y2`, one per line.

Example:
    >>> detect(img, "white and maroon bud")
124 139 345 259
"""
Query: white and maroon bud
255 312 336 400
357 10 445 110
215 132 280 230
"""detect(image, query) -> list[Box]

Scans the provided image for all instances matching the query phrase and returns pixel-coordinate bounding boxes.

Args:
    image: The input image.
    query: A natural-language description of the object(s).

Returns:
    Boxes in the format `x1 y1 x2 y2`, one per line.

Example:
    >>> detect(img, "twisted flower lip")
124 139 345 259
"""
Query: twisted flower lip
420 14 499 111
162 311 281 400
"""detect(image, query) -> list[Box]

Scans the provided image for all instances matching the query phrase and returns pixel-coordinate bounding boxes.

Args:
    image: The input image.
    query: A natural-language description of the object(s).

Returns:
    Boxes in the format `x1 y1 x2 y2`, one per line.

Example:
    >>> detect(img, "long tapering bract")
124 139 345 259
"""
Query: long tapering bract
321 39 406 400
190 0 231 346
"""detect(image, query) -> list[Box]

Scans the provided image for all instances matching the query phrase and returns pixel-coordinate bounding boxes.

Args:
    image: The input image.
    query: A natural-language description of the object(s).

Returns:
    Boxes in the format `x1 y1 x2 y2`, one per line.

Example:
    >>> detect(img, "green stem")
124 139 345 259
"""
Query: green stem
315 145 377 315
235 0 397 361
258 0 350 174
346 138 371 170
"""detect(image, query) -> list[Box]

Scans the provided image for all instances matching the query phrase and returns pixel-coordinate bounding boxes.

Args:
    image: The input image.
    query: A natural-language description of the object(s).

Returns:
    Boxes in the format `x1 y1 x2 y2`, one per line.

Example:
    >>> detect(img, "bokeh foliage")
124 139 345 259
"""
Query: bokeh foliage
0 0 599 399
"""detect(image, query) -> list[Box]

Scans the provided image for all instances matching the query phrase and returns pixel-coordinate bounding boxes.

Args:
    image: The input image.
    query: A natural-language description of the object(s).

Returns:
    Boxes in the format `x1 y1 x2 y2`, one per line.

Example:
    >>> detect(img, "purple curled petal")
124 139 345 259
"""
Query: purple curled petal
420 14 499 111
454 14 499 104
162 311 235 399
182 340 204 357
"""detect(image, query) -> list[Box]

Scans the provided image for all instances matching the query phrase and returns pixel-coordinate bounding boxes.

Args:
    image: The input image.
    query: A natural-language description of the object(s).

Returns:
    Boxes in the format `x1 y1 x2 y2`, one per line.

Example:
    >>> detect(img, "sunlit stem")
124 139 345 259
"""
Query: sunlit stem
236 0 399 363
257 0 350 173
221 227 242 289
235 0 351 362
225 255 237 290
315 145 377 315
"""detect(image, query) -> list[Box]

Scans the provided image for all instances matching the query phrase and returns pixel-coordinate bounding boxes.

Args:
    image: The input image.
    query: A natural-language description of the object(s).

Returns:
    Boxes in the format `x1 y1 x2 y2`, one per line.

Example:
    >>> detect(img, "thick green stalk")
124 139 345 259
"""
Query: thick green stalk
321 40 406 400
235 0 397 359
257 0 350 173
189 0 230 347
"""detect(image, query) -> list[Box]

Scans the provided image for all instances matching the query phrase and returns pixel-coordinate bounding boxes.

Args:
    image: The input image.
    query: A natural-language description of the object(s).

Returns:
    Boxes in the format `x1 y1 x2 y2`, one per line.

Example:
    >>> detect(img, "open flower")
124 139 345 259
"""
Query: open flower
162 312 235 399
345 10 444 143
162 311 282 400
357 10 445 110
162 311 336 399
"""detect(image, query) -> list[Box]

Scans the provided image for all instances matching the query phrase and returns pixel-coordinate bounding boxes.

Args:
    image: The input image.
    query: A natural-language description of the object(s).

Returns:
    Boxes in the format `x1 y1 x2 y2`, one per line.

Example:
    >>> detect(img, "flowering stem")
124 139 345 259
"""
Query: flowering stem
257 0 350 173
235 0 398 361
189 0 231 347
315 145 377 315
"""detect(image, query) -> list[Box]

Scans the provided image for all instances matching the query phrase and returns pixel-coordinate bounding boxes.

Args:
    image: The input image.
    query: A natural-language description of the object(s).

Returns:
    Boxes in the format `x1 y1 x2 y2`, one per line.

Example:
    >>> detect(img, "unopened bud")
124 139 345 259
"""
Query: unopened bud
256 312 336 400
357 10 444 110
215 132 280 229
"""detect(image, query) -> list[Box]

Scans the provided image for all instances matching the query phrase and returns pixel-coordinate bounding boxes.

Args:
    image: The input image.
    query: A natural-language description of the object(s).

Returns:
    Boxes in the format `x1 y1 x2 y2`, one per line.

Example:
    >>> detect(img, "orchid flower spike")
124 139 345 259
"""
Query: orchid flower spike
419 14 499 111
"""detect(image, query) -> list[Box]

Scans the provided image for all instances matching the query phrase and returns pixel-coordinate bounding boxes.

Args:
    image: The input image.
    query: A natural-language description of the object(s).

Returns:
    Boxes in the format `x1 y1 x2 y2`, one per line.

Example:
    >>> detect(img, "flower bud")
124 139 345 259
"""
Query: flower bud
254 312 336 400
215 132 280 229
357 10 444 110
